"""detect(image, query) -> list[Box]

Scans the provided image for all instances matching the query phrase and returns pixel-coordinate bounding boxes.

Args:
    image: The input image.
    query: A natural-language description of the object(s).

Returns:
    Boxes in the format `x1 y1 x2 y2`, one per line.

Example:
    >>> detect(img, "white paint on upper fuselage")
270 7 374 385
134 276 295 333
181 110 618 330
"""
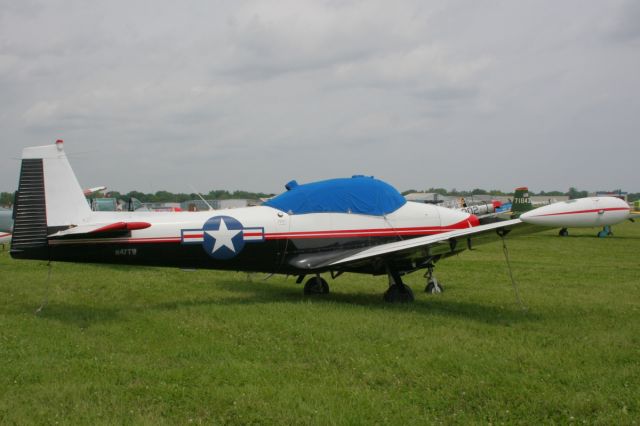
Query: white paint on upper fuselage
80 201 475 241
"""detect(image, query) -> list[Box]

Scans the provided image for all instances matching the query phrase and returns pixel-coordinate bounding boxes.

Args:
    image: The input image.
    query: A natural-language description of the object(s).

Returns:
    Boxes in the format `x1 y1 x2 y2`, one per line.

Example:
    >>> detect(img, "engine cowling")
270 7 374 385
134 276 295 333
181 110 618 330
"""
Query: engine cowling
520 197 631 228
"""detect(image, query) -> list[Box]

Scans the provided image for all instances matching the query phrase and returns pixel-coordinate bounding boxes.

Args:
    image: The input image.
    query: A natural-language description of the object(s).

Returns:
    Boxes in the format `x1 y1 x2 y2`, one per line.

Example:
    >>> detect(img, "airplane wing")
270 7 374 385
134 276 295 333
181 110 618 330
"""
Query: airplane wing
289 219 546 272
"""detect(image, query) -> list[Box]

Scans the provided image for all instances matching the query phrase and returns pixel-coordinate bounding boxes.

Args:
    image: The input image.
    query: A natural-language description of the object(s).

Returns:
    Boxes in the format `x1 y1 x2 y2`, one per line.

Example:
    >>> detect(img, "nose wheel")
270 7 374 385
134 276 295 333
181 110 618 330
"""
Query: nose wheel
426 278 443 294
424 263 443 294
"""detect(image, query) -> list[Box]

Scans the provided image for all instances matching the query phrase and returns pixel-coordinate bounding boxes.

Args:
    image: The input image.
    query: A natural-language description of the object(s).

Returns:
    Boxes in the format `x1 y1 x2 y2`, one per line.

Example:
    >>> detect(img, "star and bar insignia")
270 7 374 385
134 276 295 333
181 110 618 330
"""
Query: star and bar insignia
181 215 264 260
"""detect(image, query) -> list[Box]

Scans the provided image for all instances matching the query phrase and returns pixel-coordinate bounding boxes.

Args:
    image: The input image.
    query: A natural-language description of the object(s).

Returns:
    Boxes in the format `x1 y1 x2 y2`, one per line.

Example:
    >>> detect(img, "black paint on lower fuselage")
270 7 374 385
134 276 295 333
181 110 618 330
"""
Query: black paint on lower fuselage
11 234 413 275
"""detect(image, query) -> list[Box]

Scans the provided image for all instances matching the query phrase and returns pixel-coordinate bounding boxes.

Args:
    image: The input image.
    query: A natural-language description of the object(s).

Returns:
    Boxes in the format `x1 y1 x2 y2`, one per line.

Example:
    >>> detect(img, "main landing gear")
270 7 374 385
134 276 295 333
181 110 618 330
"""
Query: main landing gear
383 268 414 303
424 263 443 294
597 225 613 238
559 226 614 238
299 265 444 303
303 274 330 295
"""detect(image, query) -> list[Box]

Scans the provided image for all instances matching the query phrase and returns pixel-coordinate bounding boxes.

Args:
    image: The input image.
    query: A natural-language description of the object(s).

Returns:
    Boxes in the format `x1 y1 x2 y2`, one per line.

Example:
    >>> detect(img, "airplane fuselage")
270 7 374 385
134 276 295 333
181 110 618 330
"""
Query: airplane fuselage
37 202 477 275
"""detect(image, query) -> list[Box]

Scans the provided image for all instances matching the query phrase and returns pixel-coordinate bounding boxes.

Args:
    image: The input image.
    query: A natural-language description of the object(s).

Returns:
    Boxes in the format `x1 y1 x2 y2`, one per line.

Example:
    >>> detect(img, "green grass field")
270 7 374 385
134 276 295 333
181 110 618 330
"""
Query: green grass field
1 223 639 424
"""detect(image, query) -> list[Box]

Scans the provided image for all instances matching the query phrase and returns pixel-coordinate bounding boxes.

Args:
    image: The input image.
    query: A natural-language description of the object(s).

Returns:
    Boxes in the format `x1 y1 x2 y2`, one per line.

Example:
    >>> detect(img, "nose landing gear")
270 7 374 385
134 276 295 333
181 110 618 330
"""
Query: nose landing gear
597 225 613 238
424 263 443 294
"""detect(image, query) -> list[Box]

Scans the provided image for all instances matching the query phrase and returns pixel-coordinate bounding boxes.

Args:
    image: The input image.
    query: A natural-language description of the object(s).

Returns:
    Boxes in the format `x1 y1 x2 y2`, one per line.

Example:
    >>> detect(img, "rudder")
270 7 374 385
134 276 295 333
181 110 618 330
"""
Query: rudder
511 187 533 218
11 140 91 259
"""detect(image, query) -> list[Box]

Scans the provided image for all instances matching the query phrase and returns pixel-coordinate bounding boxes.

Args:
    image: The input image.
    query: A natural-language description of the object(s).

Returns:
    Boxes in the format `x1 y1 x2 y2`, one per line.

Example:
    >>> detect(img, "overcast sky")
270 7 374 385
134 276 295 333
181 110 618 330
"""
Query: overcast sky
1 0 638 194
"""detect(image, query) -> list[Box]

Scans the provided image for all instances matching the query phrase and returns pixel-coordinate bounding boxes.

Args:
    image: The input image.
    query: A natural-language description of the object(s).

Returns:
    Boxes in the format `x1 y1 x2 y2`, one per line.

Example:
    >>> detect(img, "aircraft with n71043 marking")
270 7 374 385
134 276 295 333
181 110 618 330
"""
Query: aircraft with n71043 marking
10 141 634 302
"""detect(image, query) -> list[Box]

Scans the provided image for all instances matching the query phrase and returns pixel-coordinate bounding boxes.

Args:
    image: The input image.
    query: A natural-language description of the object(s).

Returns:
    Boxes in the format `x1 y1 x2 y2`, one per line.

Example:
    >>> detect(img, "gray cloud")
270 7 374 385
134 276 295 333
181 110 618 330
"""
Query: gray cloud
1 0 638 195
606 0 640 43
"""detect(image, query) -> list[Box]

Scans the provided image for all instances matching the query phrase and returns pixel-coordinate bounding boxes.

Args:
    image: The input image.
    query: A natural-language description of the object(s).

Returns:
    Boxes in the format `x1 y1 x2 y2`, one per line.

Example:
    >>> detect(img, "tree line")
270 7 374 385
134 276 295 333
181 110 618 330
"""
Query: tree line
402 187 639 201
102 189 276 204
401 188 566 197
1 187 638 208
0 189 274 207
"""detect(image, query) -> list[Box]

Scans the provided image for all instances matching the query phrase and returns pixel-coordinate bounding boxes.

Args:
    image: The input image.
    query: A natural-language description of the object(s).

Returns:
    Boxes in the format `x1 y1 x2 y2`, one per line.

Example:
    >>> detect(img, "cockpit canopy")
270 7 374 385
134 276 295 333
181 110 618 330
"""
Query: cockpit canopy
264 175 406 216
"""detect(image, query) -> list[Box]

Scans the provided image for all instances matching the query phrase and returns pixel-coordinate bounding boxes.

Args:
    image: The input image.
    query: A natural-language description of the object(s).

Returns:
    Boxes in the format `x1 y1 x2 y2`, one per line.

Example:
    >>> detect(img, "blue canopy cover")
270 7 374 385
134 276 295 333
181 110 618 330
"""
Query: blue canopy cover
264 176 406 216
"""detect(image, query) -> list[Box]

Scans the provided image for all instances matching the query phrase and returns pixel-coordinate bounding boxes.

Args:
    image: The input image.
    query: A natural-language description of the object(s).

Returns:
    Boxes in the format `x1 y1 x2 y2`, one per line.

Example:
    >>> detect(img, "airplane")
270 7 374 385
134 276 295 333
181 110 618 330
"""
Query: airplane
9 140 634 302
405 193 503 218
510 187 638 237
0 208 12 232
455 200 502 216
0 208 12 247
84 186 107 196
0 207 12 238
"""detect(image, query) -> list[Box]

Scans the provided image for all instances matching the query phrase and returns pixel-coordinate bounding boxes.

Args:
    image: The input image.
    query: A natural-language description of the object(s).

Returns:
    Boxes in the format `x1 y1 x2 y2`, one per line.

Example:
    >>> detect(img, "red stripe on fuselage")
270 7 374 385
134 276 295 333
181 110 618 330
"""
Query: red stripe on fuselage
532 207 630 217
264 218 475 240
47 218 477 245
49 237 182 245
183 233 204 239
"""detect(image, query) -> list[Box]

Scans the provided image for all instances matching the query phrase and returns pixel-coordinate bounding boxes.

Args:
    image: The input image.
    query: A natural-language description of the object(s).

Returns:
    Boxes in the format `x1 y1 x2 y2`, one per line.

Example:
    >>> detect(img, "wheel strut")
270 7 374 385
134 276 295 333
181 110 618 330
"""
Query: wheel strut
424 263 443 294
383 267 414 303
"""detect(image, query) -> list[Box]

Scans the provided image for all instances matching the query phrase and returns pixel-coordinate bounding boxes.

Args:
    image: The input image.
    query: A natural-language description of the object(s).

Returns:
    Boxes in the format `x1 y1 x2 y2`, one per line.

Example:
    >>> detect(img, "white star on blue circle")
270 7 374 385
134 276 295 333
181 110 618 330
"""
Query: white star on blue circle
202 216 245 259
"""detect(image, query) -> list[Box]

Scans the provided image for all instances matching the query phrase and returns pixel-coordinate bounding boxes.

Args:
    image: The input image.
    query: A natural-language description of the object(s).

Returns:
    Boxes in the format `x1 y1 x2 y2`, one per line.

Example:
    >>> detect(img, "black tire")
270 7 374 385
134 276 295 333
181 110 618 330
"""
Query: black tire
304 277 329 295
383 284 415 303
425 280 443 294
559 228 569 237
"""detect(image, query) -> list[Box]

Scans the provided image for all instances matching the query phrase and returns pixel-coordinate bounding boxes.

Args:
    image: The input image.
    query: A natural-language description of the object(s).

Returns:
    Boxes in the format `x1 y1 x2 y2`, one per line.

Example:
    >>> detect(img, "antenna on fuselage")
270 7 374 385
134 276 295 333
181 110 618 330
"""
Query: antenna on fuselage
189 185 215 211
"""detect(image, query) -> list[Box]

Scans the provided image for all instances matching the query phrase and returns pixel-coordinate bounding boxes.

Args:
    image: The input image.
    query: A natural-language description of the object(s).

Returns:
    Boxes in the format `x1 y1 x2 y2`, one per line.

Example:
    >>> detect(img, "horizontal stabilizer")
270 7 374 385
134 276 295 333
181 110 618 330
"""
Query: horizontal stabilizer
92 222 152 233
48 222 151 238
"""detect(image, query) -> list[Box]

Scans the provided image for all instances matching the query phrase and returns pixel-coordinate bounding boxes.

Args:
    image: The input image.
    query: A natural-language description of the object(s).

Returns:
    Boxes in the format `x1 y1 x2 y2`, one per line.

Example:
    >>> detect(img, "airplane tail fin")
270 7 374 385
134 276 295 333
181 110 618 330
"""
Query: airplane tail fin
11 140 91 259
511 187 533 218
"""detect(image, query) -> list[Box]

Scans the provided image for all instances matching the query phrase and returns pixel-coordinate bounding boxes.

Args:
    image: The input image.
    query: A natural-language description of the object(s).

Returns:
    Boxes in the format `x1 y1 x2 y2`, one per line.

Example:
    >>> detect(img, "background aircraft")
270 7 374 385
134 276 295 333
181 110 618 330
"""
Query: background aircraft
0 208 12 247
511 187 637 237
455 200 502 218
9 141 634 302
0 208 12 233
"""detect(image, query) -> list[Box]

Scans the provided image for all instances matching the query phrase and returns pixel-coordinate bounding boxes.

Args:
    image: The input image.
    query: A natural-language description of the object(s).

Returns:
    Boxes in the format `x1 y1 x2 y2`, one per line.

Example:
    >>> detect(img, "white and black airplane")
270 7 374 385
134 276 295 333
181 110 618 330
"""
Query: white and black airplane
9 141 634 302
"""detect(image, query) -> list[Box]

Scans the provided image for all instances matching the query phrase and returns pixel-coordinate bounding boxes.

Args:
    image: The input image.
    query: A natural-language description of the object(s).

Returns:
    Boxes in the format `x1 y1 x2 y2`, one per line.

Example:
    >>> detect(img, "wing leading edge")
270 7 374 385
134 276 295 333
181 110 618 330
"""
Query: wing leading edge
294 219 546 273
